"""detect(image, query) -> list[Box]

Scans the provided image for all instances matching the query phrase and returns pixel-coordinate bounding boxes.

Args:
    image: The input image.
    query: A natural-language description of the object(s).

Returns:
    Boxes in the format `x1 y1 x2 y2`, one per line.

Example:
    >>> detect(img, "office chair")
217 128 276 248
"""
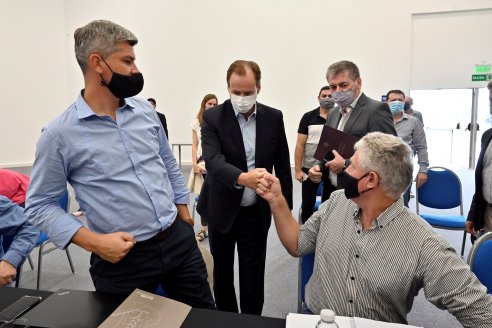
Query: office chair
30 189 76 289
415 166 467 257
467 232 492 293
297 182 322 313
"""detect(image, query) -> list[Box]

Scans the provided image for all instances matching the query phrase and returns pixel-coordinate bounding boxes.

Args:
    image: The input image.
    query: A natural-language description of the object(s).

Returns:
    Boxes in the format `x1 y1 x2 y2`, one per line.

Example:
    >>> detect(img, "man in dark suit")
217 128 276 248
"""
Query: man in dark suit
309 60 396 201
466 81 492 236
147 97 169 138
197 60 293 315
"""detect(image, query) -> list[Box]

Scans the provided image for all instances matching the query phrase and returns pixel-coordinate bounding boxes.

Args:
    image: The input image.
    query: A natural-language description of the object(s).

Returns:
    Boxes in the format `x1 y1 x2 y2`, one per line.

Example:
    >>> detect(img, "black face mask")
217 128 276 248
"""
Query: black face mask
337 170 371 199
100 57 144 99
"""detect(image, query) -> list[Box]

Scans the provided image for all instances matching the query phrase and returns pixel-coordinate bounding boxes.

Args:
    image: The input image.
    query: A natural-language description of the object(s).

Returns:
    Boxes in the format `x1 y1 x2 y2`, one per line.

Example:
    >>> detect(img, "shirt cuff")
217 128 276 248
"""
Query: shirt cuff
234 182 244 189
419 166 428 174
2 251 23 269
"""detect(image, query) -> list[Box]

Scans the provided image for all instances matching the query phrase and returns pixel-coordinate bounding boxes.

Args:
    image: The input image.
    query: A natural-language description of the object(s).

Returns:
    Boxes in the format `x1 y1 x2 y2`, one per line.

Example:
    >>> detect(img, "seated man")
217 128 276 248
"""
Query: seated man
257 132 492 327
0 195 39 287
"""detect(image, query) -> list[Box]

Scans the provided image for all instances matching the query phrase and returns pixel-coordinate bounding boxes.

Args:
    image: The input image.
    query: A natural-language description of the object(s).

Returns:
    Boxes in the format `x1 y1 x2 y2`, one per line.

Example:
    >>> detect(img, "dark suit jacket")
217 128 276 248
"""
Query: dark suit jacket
326 93 396 138
156 112 168 139
468 128 492 229
197 100 293 234
321 93 396 199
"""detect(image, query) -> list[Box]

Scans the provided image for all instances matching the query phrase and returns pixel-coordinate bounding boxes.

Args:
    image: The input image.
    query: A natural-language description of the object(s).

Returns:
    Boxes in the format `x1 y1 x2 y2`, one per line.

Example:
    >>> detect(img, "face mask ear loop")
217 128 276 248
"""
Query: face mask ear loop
99 56 114 86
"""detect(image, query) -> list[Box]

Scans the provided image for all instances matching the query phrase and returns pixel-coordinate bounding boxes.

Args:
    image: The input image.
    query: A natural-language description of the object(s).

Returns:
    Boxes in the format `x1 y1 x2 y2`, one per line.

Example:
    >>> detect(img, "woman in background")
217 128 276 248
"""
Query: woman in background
188 94 218 241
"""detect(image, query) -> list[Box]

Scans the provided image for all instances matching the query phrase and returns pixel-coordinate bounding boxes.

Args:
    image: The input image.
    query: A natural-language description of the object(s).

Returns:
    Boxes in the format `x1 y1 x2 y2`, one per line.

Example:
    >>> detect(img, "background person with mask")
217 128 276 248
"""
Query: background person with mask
198 60 292 315
25 20 214 309
308 60 396 201
387 89 428 207
404 96 424 125
295 86 334 223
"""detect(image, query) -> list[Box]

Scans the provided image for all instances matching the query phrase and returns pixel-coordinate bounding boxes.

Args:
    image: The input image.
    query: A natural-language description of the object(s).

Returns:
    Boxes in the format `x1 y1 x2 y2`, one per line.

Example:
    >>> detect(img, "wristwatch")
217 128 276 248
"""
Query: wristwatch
342 158 351 171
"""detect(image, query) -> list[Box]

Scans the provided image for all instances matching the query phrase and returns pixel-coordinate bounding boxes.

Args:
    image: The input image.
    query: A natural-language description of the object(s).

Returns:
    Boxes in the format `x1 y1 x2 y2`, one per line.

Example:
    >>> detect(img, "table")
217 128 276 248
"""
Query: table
0 288 286 328
171 143 192 169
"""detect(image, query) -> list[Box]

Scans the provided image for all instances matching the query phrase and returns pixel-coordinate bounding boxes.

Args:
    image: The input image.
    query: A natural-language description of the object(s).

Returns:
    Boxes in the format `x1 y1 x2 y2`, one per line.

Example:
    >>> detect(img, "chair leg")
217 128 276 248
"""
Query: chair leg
65 247 75 273
28 255 34 270
460 230 467 258
37 243 46 290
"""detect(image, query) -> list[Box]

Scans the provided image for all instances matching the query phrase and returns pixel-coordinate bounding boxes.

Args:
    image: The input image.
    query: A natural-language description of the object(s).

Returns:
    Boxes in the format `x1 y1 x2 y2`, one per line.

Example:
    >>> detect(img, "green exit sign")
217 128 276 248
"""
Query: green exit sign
472 74 487 81
475 65 491 73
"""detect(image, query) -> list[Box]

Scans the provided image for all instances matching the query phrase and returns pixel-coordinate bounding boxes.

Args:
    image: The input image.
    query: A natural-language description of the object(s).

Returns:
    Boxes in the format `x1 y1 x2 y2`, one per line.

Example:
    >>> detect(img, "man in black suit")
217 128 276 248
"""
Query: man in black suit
467 81 492 236
197 60 293 315
147 97 169 138
309 60 396 201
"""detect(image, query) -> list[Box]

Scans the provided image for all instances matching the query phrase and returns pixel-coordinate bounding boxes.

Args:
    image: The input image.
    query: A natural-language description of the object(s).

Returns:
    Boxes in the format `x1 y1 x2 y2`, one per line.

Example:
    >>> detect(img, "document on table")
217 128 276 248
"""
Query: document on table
98 289 191 328
286 313 423 328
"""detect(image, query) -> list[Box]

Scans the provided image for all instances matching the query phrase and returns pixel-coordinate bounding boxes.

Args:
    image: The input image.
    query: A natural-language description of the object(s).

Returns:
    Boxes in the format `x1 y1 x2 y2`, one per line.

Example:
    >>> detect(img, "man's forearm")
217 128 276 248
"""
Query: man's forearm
269 196 300 256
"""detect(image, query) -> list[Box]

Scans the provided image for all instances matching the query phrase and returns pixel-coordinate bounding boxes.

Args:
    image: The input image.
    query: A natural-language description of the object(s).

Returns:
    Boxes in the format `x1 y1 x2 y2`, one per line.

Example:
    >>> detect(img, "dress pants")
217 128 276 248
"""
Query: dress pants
89 218 215 309
208 204 268 315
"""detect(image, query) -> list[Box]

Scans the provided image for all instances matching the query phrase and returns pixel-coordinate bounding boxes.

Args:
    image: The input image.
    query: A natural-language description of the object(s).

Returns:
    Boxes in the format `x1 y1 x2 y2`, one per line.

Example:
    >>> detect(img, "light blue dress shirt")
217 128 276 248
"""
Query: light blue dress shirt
26 92 189 248
233 105 257 206
0 195 39 268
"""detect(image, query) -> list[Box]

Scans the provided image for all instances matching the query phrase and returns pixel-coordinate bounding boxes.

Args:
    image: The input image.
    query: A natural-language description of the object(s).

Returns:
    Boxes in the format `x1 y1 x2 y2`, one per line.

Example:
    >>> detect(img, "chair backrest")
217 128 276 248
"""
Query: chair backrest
416 166 463 214
316 182 323 197
58 189 70 212
467 232 492 293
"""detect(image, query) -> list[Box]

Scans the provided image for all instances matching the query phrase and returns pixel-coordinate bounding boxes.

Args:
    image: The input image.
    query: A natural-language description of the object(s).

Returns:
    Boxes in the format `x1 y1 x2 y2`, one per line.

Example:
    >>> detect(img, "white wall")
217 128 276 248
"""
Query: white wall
1 0 491 166
0 0 69 167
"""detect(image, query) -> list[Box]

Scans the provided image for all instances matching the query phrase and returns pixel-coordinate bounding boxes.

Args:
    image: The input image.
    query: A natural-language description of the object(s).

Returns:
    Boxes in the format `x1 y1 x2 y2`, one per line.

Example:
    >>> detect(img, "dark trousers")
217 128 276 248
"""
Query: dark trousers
208 204 268 315
89 218 215 309
301 167 321 223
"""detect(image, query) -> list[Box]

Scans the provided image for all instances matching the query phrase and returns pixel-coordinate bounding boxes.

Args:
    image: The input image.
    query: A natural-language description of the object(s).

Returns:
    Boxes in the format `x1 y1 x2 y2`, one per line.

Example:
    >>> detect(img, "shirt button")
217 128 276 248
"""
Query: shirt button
357 230 361 234
349 299 353 303
355 254 359 258
350 277 355 280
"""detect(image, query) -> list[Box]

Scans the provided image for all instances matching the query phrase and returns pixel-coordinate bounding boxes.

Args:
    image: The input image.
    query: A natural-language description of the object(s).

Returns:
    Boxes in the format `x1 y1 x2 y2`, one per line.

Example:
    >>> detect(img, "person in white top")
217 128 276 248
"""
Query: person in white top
188 94 218 241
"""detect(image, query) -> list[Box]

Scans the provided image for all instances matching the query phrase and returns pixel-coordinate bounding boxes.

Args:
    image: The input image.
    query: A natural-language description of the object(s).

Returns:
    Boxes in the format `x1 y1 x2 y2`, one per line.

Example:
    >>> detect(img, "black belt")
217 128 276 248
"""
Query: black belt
137 218 178 246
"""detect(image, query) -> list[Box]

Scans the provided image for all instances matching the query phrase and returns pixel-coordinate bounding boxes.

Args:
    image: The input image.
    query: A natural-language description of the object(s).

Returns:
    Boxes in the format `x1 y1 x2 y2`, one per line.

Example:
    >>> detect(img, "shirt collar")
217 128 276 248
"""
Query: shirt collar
76 90 135 119
353 197 405 230
394 112 409 123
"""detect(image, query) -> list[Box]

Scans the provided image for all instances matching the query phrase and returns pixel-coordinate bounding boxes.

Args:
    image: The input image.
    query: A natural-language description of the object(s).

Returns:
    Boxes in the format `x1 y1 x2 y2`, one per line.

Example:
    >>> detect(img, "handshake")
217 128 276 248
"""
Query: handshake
236 168 283 205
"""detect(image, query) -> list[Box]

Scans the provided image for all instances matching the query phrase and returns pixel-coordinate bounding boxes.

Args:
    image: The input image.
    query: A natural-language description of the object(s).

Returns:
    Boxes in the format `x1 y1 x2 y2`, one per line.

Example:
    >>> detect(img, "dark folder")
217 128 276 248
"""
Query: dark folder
20 289 125 328
313 125 360 162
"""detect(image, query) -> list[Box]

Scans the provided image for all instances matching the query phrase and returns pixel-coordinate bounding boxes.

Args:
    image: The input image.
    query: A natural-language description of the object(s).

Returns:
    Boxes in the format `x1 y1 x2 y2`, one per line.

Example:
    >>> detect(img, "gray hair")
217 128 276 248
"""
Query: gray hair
354 132 413 200
326 60 360 81
74 20 138 74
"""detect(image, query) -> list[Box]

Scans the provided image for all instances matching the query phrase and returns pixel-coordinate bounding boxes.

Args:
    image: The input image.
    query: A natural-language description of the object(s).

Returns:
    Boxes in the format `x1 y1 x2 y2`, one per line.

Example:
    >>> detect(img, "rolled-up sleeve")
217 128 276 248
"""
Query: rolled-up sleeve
25 128 83 249
0 196 39 268
297 201 327 256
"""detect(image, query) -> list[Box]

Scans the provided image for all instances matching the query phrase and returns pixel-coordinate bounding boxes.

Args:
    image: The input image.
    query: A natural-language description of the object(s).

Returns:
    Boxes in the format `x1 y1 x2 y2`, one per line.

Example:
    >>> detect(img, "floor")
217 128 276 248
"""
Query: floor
10 164 477 327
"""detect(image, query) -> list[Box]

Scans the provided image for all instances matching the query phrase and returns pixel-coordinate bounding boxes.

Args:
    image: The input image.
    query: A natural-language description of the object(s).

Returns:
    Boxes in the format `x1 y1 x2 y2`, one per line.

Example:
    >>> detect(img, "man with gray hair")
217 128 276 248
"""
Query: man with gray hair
467 80 492 236
26 20 214 308
258 132 492 327
308 60 396 201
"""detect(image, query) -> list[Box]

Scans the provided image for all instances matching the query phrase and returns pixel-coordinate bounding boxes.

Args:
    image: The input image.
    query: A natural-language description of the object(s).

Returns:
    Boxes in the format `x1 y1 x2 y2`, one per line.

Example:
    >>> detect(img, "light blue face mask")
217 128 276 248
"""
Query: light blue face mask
389 100 405 114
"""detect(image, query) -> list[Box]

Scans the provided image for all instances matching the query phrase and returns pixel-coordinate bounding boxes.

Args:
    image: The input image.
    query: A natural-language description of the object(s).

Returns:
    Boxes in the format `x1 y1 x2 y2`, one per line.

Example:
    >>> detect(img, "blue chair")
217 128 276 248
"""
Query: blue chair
415 166 467 257
467 232 492 294
297 182 323 313
31 189 75 289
